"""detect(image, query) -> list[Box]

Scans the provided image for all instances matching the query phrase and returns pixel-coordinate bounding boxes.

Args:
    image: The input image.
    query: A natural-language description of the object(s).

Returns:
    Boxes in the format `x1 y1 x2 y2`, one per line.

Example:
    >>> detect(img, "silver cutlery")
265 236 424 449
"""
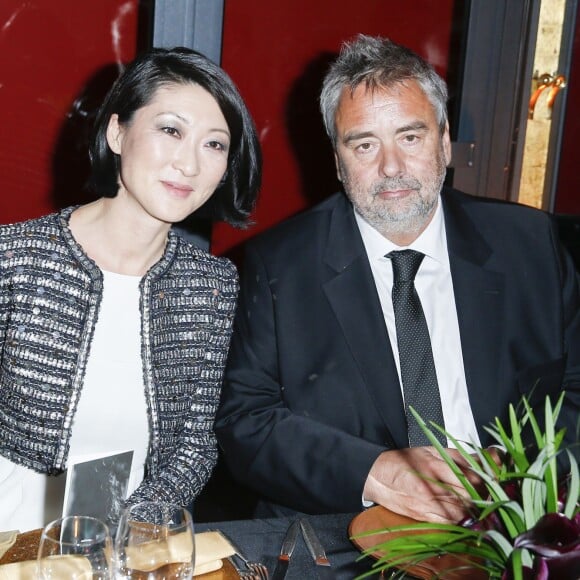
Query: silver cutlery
247 560 269 580
271 520 300 580
300 519 335 580
228 555 259 579
219 530 269 579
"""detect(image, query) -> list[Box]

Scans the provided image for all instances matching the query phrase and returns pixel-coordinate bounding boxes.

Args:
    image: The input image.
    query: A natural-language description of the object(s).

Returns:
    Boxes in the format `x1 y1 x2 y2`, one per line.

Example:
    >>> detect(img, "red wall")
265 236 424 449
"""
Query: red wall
0 1 461 247
555 19 580 215
0 1 138 224
213 0 458 256
1 3 576 250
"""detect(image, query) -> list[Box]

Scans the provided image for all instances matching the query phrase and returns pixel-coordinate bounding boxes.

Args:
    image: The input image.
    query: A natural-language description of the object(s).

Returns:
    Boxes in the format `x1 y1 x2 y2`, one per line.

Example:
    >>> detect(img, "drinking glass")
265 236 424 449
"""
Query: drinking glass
114 502 195 579
37 515 113 579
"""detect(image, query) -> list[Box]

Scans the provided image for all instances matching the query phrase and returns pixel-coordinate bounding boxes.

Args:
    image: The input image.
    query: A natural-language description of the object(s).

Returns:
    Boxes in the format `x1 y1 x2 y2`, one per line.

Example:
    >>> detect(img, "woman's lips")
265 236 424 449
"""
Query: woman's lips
161 180 193 198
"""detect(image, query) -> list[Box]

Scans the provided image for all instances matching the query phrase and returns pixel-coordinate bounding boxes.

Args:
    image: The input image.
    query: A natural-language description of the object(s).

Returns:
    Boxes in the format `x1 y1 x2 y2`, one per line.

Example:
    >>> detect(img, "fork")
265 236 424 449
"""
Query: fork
230 548 269 579
227 553 269 579
247 561 269 579
227 555 259 579
219 531 269 579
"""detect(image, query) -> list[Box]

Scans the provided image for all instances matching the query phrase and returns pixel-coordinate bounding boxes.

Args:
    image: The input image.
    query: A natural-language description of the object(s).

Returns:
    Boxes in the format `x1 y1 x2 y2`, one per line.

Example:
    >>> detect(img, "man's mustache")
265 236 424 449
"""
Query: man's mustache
371 177 421 195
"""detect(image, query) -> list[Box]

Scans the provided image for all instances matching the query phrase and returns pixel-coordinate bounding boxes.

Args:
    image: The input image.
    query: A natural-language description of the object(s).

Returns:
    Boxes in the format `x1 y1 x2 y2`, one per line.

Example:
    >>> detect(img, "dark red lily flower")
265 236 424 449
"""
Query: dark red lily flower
461 510 506 534
515 513 580 557
500 548 580 579
532 558 549 580
508 513 580 578
542 550 580 580
502 480 521 502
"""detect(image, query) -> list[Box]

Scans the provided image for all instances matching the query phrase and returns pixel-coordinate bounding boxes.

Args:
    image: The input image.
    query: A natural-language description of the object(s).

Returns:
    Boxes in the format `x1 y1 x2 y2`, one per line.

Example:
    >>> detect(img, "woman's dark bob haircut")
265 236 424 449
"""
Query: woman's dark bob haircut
88 47 261 228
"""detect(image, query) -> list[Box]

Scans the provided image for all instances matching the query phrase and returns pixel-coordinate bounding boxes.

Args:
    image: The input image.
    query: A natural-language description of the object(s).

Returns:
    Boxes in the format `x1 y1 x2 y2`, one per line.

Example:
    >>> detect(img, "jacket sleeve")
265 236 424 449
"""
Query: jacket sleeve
0 261 8 354
126 261 238 509
0 235 13 354
554 222 580 450
214 244 385 514
126 398 220 509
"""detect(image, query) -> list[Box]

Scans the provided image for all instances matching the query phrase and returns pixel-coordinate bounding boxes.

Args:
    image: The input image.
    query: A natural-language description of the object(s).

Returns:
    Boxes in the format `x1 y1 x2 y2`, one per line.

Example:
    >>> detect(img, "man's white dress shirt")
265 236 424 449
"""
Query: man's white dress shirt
355 198 481 447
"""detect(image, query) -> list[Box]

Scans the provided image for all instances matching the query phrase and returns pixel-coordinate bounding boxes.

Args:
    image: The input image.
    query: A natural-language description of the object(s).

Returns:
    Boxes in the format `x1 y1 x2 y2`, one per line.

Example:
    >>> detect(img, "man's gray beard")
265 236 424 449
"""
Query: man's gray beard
361 188 439 238
351 172 444 238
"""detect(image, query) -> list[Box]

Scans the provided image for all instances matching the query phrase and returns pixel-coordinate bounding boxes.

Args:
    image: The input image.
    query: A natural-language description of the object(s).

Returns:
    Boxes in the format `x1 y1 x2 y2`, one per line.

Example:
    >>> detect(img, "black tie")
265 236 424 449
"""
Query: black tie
389 250 446 447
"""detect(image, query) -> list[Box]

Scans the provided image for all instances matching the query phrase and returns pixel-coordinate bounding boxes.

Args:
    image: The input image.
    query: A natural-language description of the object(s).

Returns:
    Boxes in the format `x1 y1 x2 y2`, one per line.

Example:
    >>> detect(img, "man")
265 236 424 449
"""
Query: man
215 35 580 522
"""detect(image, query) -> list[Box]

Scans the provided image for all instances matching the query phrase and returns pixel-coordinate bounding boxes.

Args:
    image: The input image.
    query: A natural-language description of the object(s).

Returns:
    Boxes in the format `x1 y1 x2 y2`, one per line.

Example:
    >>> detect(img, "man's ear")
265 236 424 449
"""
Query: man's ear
334 151 343 183
442 121 452 166
106 114 123 155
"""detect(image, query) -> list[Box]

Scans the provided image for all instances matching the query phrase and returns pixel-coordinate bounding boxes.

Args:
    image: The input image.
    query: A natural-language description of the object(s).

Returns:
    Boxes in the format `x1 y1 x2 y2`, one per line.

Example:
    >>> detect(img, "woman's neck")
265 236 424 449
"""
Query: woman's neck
68 197 172 276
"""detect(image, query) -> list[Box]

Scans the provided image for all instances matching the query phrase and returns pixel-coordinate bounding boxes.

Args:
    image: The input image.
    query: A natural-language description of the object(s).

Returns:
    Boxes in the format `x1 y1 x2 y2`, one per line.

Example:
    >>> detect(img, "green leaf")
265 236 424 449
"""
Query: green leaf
521 447 553 526
510 548 524 580
543 396 559 513
564 448 579 518
359 393 578 580
484 529 514 559
408 407 482 500
521 396 544 449
508 405 525 457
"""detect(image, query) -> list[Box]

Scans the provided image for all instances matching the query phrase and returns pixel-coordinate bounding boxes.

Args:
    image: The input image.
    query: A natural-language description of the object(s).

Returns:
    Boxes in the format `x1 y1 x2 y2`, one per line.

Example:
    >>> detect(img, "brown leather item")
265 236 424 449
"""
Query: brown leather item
0 528 42 565
349 506 488 580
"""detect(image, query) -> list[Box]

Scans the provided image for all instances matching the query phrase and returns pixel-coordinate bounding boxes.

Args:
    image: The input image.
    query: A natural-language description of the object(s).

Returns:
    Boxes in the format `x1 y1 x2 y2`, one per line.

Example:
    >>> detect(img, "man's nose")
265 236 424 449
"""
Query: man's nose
378 146 405 178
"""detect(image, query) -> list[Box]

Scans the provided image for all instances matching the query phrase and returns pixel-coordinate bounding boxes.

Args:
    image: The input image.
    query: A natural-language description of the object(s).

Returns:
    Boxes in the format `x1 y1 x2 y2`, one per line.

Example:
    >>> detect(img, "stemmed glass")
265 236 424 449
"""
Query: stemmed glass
114 502 195 579
37 515 113 579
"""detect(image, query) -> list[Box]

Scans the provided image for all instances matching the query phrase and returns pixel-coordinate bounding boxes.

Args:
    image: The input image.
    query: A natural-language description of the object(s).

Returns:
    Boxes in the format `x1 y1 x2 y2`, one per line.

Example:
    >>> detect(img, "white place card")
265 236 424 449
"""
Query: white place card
62 450 133 526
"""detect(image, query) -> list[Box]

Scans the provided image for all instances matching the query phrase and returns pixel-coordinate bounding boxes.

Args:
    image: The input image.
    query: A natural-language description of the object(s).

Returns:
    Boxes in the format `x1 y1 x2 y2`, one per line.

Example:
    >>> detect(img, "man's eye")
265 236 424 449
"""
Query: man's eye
404 134 419 143
356 142 373 152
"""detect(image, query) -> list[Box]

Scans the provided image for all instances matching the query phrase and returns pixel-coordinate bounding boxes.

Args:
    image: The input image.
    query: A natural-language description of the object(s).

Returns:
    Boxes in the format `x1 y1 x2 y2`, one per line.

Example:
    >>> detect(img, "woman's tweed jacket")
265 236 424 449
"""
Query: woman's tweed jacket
0 206 238 508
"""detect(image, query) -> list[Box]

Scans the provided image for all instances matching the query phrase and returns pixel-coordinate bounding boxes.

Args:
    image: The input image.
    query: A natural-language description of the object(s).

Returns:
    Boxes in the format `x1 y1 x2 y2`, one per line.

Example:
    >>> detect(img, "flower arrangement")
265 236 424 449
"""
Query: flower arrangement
357 393 579 579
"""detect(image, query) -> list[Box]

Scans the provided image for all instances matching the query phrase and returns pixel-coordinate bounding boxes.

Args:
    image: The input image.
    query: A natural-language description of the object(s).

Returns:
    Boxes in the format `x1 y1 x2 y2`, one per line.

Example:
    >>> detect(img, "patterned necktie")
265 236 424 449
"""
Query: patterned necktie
389 249 446 447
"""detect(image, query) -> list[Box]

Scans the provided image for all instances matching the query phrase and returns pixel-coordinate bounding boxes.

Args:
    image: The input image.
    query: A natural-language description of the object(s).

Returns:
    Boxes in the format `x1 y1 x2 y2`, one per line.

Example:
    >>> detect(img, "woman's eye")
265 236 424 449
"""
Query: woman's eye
162 126 179 137
207 140 228 152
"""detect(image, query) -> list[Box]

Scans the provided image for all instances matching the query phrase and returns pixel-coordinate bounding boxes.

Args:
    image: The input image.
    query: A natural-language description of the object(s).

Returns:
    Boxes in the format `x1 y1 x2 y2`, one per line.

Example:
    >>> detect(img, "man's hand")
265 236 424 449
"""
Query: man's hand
363 447 481 523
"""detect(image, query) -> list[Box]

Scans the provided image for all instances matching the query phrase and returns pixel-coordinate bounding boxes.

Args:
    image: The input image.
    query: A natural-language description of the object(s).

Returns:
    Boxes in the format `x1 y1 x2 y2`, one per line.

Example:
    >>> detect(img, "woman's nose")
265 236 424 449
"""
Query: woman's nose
173 144 200 176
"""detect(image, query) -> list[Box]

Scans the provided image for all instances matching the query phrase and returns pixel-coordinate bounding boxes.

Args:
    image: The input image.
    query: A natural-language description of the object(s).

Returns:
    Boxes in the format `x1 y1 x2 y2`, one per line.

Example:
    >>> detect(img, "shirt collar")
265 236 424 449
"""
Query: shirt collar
354 196 449 267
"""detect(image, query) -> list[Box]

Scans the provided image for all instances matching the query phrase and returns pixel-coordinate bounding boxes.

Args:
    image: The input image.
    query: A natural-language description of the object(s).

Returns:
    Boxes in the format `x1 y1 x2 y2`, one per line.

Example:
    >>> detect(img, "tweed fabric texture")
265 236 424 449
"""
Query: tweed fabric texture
389 250 446 447
0 206 238 508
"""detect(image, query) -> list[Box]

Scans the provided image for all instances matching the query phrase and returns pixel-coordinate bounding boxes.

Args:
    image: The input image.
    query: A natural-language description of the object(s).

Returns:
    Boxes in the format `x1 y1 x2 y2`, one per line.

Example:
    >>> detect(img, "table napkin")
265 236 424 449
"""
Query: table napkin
0 555 91 579
124 530 235 576
194 531 236 575
0 530 235 577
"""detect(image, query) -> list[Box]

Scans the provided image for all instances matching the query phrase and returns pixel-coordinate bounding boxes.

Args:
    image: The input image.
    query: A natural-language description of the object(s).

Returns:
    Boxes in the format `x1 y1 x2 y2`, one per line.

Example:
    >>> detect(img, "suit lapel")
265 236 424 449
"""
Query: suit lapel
321 196 408 448
442 191 506 438
319 191 507 447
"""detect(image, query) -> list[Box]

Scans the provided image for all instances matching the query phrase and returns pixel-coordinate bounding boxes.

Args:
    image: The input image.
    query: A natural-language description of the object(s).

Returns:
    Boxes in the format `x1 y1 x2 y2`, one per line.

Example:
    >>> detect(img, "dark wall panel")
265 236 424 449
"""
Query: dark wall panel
555 19 580 215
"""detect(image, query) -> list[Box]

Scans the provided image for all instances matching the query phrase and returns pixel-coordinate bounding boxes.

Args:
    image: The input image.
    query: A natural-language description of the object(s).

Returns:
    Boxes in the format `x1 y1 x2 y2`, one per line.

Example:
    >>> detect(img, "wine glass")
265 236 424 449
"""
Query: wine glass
37 515 113 579
114 502 195 579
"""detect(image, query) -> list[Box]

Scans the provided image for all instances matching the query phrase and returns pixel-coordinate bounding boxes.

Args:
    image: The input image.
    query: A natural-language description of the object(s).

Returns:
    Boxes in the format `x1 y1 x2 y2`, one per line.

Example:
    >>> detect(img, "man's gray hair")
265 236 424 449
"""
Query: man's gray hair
320 34 449 144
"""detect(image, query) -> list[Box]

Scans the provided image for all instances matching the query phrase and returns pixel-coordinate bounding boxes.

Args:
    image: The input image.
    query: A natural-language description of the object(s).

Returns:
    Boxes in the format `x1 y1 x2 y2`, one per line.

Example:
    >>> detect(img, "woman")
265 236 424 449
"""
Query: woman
0 47 261 531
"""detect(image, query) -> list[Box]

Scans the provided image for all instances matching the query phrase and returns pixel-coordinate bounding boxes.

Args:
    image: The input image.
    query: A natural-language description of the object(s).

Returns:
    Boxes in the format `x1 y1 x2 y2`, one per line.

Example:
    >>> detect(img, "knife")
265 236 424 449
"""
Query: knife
300 519 336 579
271 520 300 580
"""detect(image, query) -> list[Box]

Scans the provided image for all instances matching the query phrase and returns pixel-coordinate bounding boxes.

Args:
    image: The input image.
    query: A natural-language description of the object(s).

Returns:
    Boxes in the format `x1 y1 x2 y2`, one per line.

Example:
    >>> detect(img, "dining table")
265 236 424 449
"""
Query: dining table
196 512 383 579
0 512 385 579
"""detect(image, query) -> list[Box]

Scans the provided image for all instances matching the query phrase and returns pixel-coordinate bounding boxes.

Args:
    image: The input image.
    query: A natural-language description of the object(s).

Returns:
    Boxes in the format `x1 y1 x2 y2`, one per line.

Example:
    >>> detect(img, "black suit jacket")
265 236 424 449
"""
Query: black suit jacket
215 188 580 514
